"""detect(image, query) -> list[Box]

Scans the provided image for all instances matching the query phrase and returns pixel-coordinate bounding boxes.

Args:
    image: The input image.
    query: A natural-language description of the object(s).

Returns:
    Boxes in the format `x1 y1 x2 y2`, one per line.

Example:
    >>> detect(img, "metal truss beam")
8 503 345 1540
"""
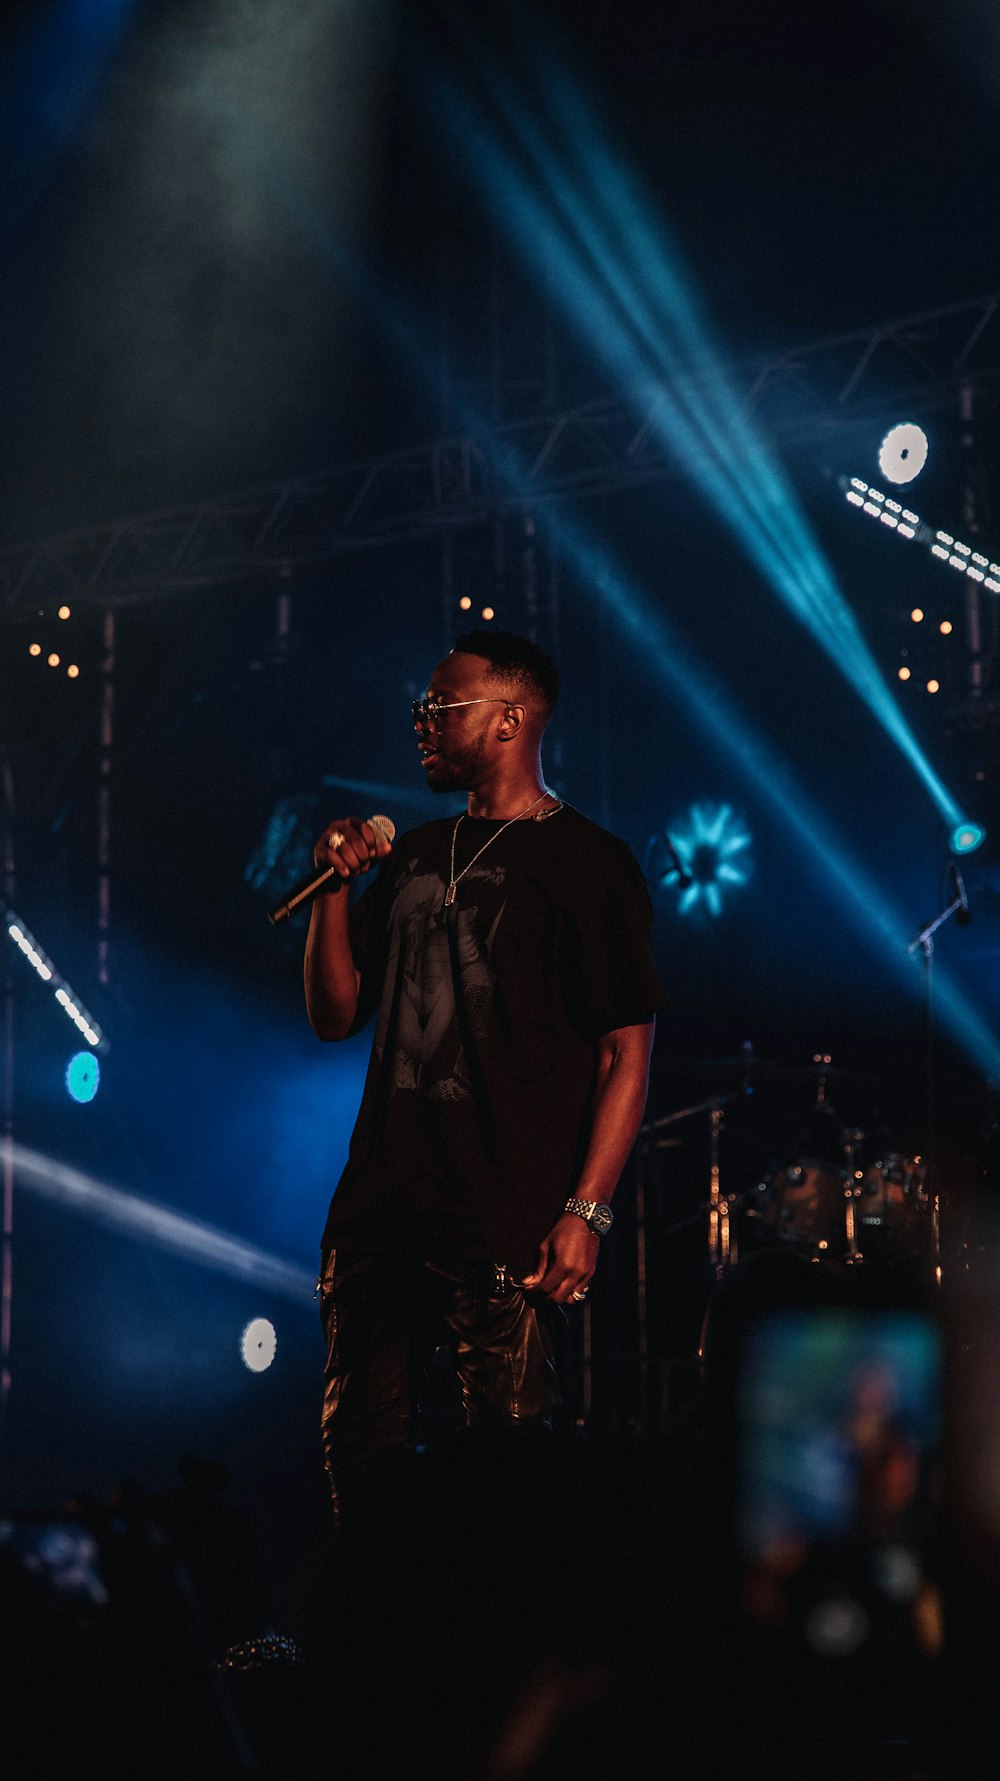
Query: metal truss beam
3 290 1000 611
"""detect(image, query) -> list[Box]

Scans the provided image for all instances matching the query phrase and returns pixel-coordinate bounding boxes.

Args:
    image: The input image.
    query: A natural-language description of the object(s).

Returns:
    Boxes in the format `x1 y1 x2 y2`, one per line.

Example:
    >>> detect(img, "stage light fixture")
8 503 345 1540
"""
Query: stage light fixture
65 1051 100 1104
842 479 1000 592
4 909 106 1049
241 1318 277 1373
482 607 495 621
459 596 472 610
28 643 41 657
67 664 80 679
939 621 953 636
927 680 940 695
47 653 59 667
950 822 986 855
58 606 71 620
911 609 924 624
649 803 753 919
898 667 911 681
878 424 928 486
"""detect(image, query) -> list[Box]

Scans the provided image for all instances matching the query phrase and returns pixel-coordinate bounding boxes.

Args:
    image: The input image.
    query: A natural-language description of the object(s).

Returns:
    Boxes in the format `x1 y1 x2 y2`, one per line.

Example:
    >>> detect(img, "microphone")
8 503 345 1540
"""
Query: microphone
267 815 396 925
951 862 973 927
661 832 693 889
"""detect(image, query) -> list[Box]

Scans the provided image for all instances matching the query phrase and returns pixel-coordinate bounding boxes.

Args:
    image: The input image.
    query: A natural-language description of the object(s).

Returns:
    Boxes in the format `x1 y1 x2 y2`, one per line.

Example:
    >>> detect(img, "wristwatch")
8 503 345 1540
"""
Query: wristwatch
564 1196 614 1238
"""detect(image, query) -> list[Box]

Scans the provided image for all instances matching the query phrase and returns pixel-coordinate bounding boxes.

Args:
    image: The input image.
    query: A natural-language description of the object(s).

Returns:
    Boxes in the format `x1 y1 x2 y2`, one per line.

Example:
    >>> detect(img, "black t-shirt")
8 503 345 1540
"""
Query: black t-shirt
320 803 668 1272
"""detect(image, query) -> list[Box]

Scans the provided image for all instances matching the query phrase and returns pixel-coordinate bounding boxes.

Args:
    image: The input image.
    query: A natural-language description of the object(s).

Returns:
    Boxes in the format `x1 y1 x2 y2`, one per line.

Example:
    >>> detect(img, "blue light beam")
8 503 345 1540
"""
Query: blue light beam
11 1144 315 1303
424 41 966 833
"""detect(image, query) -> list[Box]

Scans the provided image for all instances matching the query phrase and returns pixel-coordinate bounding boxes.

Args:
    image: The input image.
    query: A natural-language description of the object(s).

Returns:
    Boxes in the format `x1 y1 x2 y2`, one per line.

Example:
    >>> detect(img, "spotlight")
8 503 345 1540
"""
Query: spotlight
911 609 924 624
878 424 928 486
926 680 940 695
241 1318 277 1373
649 802 753 919
459 596 472 611
482 607 495 621
67 665 80 679
57 606 71 620
939 621 953 636
950 822 986 856
65 1051 100 1104
47 653 60 668
28 643 41 657
898 667 911 682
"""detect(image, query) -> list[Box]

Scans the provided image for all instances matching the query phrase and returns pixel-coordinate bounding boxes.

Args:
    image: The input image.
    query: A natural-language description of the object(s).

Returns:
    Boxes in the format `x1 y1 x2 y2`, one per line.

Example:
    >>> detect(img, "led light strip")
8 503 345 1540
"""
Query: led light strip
840 477 1000 593
3 907 105 1050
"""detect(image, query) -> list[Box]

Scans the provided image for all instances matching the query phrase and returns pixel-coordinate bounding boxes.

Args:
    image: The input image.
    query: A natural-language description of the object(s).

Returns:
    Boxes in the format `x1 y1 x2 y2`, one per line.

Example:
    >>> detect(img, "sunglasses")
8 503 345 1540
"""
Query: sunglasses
411 696 511 726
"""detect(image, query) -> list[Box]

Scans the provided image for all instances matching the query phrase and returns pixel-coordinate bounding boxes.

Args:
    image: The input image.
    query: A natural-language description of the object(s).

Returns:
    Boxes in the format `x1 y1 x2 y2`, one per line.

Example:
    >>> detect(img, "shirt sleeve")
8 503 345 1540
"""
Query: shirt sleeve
565 839 669 1037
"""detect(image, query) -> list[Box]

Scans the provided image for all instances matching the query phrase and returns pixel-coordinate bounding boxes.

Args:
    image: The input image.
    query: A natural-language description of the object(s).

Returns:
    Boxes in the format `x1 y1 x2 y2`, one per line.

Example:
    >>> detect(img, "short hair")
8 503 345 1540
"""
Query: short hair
451 629 559 715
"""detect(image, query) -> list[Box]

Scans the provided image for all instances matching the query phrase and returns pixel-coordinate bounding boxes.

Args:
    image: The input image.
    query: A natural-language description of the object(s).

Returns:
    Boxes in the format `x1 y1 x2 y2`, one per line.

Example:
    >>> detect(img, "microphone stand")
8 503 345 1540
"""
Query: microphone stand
907 881 968 1286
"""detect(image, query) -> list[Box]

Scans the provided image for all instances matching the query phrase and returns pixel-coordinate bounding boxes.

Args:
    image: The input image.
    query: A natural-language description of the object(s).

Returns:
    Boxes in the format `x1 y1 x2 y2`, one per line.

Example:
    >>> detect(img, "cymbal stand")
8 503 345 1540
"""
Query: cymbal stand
841 1126 863 1265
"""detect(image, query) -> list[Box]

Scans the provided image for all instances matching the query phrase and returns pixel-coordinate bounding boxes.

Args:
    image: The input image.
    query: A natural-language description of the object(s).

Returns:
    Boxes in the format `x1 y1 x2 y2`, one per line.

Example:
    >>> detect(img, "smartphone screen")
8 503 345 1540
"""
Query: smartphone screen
738 1308 941 1648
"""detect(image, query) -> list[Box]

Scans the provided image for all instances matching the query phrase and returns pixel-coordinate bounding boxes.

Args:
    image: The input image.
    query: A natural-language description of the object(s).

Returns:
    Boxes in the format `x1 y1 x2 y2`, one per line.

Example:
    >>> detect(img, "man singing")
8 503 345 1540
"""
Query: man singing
305 629 667 1523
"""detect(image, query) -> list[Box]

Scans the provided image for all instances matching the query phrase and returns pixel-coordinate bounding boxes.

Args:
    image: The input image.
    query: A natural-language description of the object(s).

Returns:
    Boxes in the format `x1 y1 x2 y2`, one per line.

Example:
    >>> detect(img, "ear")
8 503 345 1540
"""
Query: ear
497 703 526 739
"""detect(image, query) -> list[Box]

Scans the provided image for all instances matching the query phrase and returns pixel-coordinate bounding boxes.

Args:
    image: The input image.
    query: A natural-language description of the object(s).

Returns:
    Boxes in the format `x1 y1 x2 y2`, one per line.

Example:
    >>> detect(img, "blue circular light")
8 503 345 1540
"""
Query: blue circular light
65 1051 100 1103
950 822 986 856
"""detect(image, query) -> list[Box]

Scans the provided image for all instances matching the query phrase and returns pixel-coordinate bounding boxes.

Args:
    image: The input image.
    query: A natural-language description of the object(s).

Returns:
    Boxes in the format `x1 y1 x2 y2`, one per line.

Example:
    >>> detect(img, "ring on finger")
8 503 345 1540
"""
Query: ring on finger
327 830 346 850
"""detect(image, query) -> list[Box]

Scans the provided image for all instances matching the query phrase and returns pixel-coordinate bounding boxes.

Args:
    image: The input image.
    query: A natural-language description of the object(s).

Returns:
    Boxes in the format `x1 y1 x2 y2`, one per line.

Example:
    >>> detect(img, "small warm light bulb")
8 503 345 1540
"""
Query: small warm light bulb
28 643 41 657
67 664 80 679
47 653 60 667
482 607 495 621
459 595 472 611
57 605 71 620
911 608 924 623
898 666 911 681
927 679 940 694
939 620 953 636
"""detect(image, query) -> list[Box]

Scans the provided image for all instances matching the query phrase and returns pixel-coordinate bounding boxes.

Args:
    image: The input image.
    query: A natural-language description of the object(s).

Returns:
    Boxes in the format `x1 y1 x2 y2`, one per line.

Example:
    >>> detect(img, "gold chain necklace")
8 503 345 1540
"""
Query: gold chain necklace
444 792 550 908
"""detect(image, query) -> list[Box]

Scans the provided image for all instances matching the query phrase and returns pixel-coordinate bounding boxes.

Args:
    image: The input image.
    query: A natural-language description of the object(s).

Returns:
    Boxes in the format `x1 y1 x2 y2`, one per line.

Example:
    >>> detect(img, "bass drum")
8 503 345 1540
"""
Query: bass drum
757 1158 850 1264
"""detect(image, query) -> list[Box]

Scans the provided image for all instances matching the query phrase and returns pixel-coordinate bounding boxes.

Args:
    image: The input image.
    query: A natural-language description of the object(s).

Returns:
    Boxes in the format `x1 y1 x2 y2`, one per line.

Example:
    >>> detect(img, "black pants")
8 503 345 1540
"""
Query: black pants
318 1249 562 1524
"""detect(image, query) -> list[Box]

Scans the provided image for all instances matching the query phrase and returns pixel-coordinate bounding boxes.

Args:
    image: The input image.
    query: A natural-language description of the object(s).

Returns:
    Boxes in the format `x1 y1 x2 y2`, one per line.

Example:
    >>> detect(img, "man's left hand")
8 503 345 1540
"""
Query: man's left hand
520 1213 599 1303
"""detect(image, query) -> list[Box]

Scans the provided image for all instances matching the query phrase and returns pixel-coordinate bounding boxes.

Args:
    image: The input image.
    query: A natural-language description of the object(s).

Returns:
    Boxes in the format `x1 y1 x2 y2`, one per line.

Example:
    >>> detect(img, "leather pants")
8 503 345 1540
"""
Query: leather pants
318 1249 562 1525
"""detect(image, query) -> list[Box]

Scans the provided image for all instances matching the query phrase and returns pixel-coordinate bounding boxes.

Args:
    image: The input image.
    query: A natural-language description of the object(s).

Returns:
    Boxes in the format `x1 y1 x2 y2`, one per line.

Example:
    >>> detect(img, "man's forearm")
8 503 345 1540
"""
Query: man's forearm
573 1022 655 1204
304 890 361 1040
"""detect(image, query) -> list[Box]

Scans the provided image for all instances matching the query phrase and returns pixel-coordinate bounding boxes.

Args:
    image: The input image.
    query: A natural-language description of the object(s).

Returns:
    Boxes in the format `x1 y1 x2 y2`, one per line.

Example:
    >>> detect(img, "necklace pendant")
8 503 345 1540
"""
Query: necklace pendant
444 882 457 908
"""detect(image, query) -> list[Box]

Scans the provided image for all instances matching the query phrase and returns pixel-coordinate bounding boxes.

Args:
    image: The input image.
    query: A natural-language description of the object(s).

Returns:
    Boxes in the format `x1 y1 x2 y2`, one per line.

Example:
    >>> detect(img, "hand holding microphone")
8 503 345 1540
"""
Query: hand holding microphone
268 814 395 924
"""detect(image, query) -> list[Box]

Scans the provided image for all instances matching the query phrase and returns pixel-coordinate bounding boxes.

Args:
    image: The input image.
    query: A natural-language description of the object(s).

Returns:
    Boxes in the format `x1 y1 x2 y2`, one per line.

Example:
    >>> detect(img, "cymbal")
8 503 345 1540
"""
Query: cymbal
755 1063 875 1084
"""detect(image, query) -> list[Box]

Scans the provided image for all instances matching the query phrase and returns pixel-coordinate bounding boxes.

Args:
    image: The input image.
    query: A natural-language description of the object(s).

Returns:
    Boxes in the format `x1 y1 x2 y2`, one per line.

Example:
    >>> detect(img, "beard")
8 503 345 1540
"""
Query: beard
422 730 487 793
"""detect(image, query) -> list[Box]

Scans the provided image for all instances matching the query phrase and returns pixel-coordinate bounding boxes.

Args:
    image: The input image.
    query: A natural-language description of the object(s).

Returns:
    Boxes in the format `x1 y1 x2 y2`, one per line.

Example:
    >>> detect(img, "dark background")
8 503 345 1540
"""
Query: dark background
2 0 1000 1632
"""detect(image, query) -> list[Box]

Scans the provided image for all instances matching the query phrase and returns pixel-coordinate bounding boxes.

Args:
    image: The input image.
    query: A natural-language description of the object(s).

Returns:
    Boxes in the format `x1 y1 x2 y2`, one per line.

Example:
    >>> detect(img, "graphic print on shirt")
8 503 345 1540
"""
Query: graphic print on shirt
373 860 507 1103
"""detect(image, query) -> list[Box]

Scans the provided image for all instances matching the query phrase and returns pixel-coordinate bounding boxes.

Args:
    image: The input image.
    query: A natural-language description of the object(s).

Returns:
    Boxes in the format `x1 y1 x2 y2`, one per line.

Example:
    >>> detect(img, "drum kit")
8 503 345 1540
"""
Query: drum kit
637 1046 941 1292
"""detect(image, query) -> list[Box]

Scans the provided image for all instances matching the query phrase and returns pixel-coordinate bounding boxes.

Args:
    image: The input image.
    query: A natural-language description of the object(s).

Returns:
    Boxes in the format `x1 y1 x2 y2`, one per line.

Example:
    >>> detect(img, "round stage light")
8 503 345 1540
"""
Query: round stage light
241 1317 277 1373
950 822 986 856
878 424 928 487
65 1051 100 1104
459 596 472 611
